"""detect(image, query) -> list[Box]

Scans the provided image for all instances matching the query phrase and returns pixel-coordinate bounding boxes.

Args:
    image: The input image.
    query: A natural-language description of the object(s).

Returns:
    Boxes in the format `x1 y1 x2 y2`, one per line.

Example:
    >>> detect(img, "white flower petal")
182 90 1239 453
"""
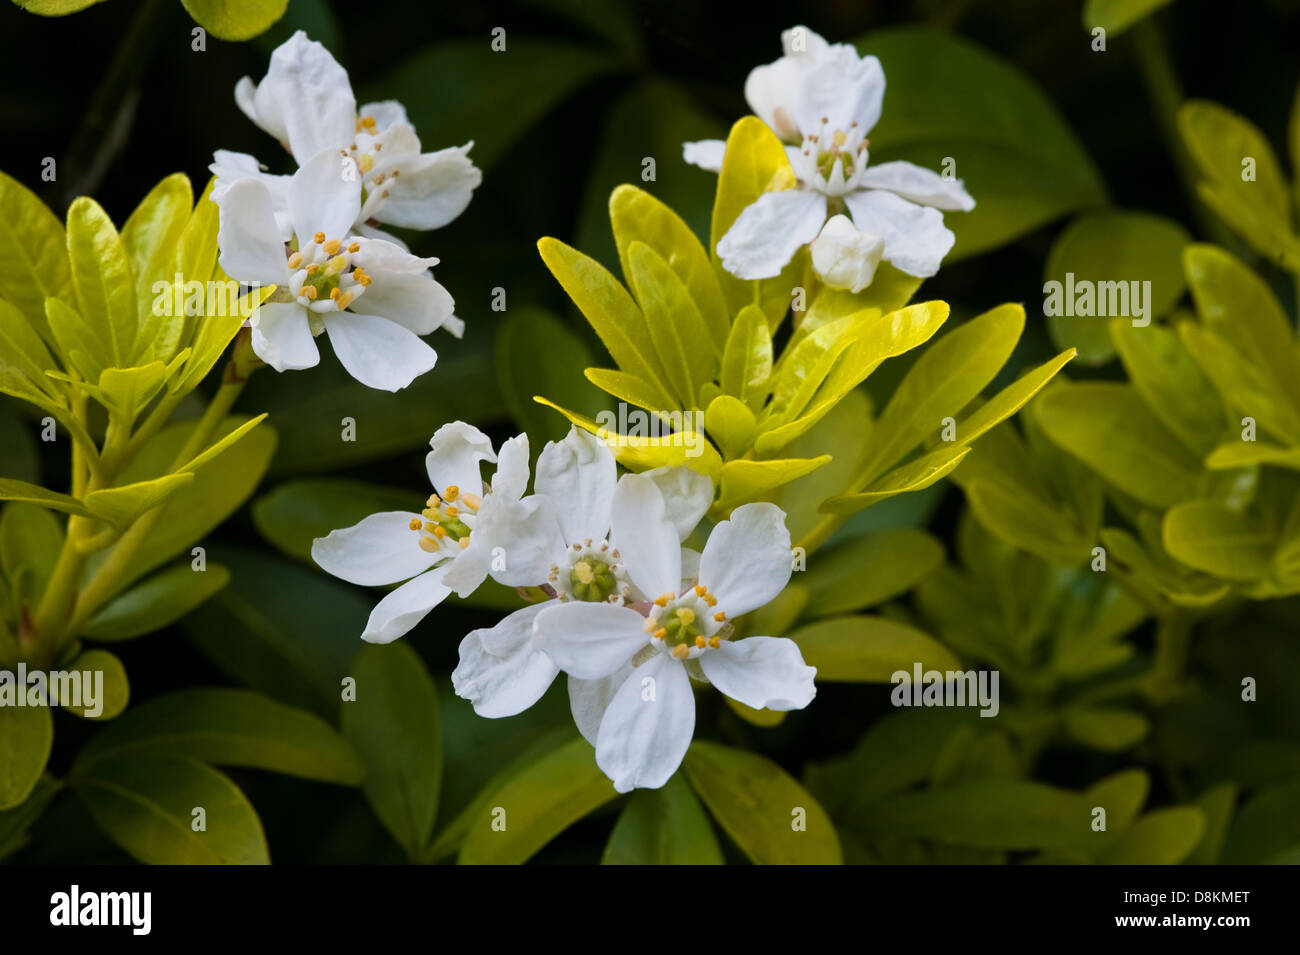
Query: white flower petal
716 188 827 280
843 188 955 278
210 150 294 241
361 566 451 644
610 473 682 600
440 547 488 598
491 433 531 500
214 178 291 287
452 603 558 718
258 31 356 161
743 27 837 140
375 143 482 230
699 636 816 711
234 76 276 139
476 494 563 587
359 99 410 130
249 301 320 372
349 237 438 273
793 48 885 137
322 311 437 392
533 601 648 681
640 466 713 541
596 652 694 793
679 547 700 591
350 270 454 337
698 502 792 617
425 422 495 498
568 667 632 746
311 510 438 585
289 148 362 243
810 213 885 293
857 160 975 212
535 426 617 546
682 139 726 172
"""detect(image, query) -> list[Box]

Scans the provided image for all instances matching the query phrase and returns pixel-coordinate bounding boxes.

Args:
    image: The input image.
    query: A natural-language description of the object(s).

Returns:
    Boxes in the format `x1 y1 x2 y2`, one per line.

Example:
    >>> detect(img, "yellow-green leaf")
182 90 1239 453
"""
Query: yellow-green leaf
66 197 137 366
788 615 960 682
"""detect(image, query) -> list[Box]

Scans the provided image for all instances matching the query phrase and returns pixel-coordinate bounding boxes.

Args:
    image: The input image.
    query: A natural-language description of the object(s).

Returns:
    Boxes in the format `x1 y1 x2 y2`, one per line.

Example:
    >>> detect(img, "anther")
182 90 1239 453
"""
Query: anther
313 231 325 244
671 645 690 660
408 518 422 530
322 238 341 255
444 485 459 501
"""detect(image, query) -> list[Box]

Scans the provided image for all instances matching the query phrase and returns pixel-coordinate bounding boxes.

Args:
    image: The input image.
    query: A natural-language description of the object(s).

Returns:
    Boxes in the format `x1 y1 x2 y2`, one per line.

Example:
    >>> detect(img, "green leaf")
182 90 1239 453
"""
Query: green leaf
1112 319 1225 457
1222 778 1300 863
858 27 1107 260
73 754 269 864
458 736 617 864
625 240 715 405
0 774 59 860
858 304 1024 485
372 38 614 171
704 394 757 460
0 477 91 517
716 455 830 512
1036 382 1200 507
538 237 674 405
1083 0 1175 35
601 774 723 864
802 528 943 616
0 298 61 402
180 0 289 40
84 562 231 642
609 184 727 353
97 414 277 590
1179 103 1297 266
1096 807 1206 864
1163 500 1274 581
1185 783 1236 865
0 703 51 809
65 197 136 366
1184 243 1300 418
683 741 841 864
861 779 1089 851
82 472 194 527
123 173 193 358
1044 210 1190 364
787 615 960 682
15 0 107 12
823 443 971 517
0 501 62 611
1063 707 1150 751
180 547 369 718
59 648 129 720
720 304 773 410
342 643 442 858
497 305 603 448
76 688 363 785
0 169 70 342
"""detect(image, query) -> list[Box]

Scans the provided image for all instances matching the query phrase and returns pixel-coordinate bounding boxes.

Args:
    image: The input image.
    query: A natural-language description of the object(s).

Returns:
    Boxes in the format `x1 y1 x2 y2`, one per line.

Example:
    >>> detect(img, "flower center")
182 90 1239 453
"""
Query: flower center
345 116 403 222
409 484 483 555
550 540 629 604
287 233 372 318
796 118 869 196
644 585 728 660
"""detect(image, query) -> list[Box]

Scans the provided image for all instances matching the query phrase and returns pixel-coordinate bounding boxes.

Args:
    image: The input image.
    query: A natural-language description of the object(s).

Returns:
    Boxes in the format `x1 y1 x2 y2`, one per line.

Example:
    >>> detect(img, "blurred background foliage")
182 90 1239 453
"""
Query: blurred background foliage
4 0 1300 863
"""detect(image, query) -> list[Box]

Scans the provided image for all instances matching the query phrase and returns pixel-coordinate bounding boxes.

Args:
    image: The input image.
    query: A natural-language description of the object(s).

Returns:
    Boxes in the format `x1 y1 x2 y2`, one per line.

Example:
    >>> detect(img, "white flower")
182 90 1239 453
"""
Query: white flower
810 214 885 292
215 149 460 391
688 25 974 285
311 422 553 643
534 477 816 792
215 31 481 240
452 427 713 719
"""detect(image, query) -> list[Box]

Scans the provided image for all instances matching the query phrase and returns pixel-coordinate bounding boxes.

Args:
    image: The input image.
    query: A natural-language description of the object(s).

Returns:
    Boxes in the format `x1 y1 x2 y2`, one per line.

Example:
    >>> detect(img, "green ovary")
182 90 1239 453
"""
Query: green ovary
570 558 618 602
659 606 703 647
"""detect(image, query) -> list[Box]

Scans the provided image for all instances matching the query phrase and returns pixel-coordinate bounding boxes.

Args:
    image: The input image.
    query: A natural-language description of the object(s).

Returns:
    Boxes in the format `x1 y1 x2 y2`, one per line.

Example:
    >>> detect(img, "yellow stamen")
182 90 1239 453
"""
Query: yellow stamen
301 286 317 300
408 517 422 531
708 636 721 649
573 560 595 584
322 238 341 255
444 505 458 517
335 291 354 310
417 537 439 553
703 593 717 607
313 231 325 244
713 611 726 622
643 617 658 633
329 288 341 300
694 584 707 596
432 526 447 539
348 242 360 253
833 129 847 148
426 493 440 507
653 627 667 640
357 154 374 173
653 593 670 607
326 254 349 274
460 492 481 509
675 607 695 625
353 268 372 287
458 536 471 550
671 645 690 660
695 635 706 649
444 485 459 501
287 251 303 269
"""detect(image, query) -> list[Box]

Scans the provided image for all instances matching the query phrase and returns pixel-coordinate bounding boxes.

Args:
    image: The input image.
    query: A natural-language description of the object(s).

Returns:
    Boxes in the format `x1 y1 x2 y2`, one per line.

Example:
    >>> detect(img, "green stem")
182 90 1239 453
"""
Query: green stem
1143 610 1194 703
61 370 248 642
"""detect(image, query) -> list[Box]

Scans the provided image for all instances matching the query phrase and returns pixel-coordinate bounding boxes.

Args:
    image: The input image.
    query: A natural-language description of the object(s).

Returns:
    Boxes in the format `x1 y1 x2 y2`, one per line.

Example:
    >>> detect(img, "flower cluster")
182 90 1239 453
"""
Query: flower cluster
313 425 817 791
685 26 974 292
211 32 481 391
